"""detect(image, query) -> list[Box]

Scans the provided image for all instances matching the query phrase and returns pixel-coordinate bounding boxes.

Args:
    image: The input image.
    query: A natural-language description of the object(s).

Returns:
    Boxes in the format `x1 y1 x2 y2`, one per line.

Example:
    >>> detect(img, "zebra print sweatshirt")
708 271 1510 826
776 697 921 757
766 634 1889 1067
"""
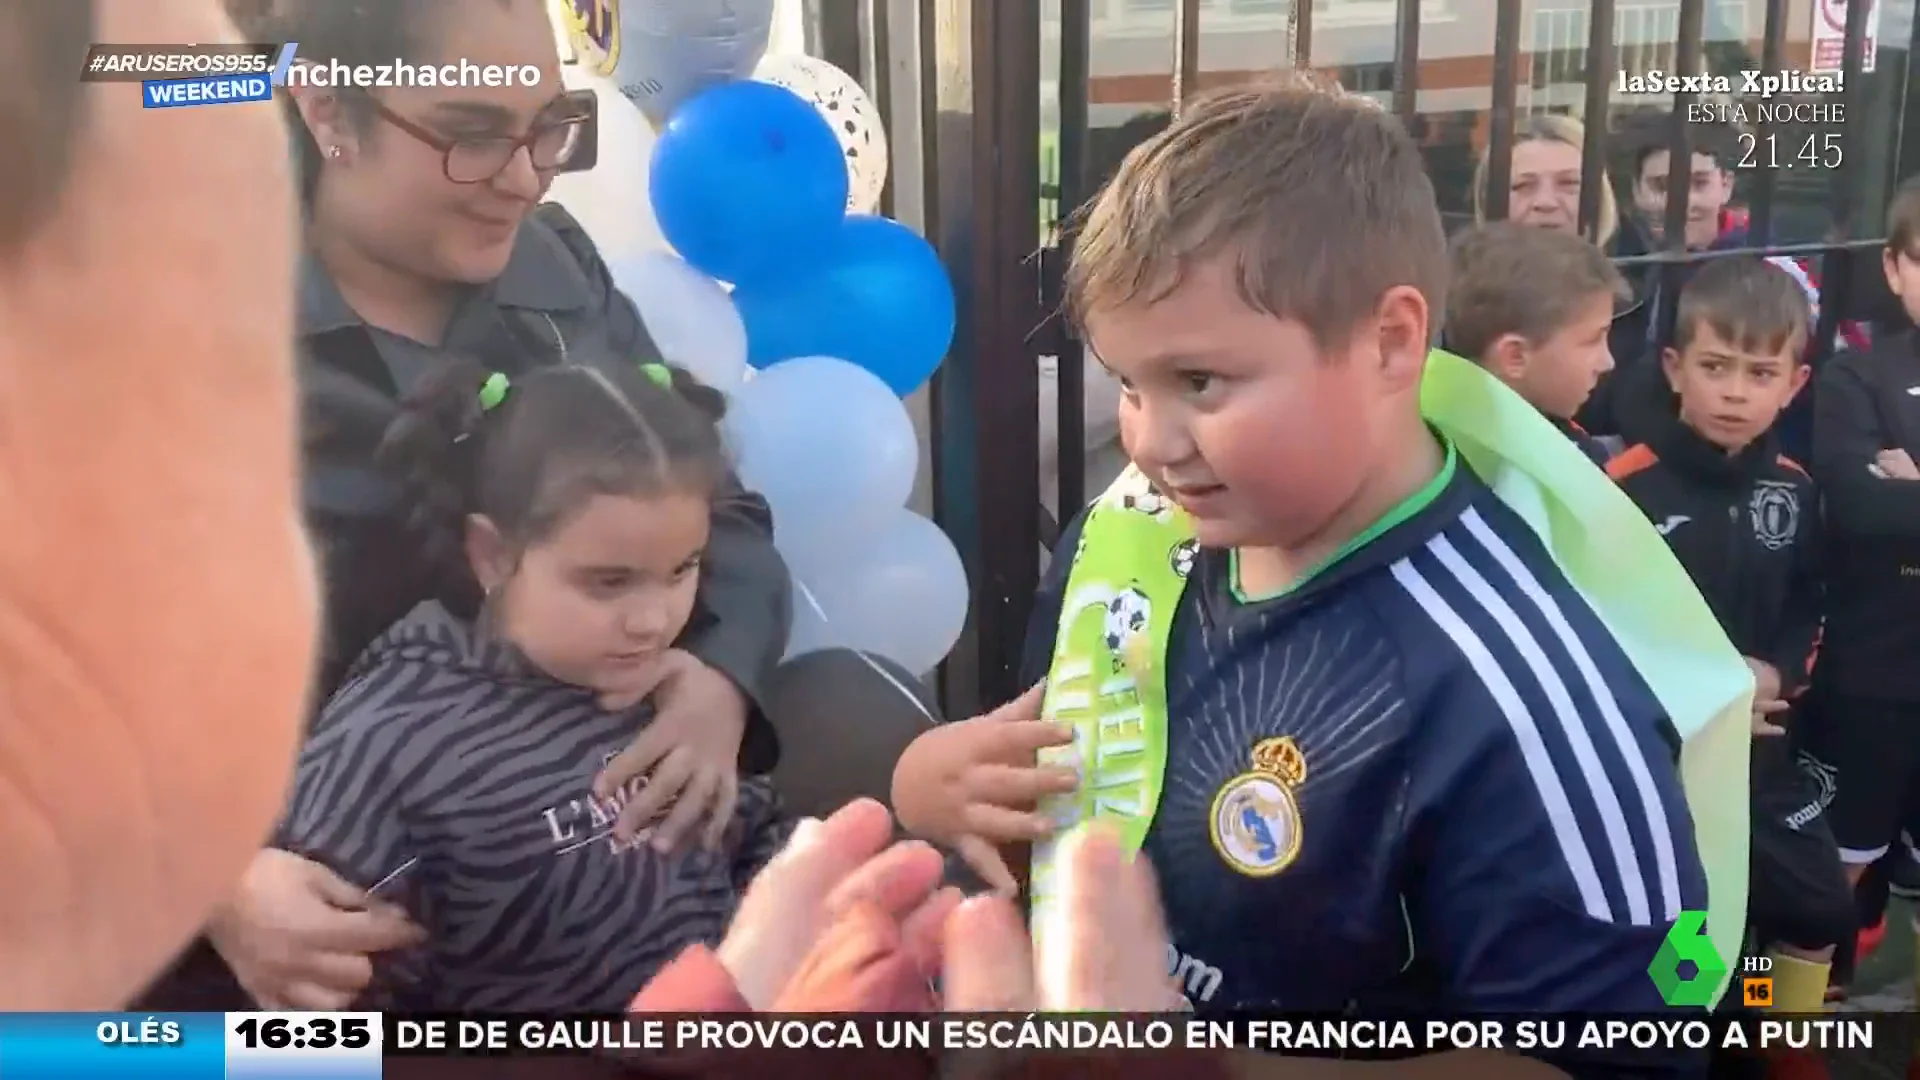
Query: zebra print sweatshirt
278 602 788 1012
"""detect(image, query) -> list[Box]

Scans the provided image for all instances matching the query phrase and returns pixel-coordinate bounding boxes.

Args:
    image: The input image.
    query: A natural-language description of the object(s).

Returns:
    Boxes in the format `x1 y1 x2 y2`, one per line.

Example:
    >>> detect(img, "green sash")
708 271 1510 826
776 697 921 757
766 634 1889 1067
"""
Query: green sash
1030 349 1750 1008
1030 469 1190 937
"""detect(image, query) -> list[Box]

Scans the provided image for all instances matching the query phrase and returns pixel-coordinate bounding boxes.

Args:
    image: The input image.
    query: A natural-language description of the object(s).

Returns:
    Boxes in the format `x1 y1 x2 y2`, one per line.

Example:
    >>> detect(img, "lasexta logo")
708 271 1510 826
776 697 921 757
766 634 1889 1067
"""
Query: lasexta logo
1648 910 1728 1007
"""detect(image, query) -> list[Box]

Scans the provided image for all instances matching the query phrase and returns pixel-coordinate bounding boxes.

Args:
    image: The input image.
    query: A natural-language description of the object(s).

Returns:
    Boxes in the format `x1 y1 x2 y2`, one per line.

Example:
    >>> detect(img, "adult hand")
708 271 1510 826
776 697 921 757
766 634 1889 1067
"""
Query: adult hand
1876 448 1920 480
207 849 424 1010
891 683 1078 895
942 823 1177 1012
594 649 749 852
716 798 960 1010
771 899 942 1012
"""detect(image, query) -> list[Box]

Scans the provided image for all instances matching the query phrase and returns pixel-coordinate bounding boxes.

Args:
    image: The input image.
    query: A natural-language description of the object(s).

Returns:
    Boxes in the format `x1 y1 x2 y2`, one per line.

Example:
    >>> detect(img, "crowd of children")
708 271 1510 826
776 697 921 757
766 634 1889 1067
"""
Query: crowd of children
1442 184 1920 1079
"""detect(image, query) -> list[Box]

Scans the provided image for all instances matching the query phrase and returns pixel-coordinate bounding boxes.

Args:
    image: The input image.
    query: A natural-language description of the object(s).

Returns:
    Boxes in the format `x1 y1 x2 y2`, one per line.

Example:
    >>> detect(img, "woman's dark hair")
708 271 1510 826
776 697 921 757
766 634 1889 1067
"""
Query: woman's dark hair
223 0 510 204
376 359 729 617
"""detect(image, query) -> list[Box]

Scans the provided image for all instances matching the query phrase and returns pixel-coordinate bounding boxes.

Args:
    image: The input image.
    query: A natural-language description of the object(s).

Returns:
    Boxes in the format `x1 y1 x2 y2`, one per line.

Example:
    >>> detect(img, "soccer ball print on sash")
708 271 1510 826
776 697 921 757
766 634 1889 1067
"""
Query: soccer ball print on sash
1030 467 1192 947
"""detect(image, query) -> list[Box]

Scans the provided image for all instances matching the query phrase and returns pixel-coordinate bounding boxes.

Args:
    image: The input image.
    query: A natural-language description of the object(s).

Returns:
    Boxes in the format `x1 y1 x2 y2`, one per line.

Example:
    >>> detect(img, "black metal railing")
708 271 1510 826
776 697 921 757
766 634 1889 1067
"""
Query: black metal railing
804 0 1920 716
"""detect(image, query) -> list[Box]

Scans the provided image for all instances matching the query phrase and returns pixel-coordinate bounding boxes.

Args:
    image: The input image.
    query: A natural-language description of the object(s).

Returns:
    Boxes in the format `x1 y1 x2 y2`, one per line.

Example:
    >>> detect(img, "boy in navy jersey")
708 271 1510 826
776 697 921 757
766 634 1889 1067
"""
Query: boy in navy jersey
896 79 1711 1078
1606 259 1849 1036
1446 221 1624 465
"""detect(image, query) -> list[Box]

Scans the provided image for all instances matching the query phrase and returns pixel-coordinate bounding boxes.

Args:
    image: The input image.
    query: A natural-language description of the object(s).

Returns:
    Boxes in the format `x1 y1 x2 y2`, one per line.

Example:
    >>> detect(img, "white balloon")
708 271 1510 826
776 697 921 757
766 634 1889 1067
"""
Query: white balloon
607 252 748 391
561 0 775 128
787 510 970 676
543 70 667 262
723 357 918 568
754 54 889 213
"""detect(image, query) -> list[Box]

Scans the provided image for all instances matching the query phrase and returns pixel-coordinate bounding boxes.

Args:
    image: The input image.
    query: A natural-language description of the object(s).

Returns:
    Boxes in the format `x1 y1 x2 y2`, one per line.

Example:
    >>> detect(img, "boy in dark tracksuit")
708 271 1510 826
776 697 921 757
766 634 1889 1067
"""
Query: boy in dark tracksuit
1445 222 1626 465
1607 258 1851 1039
1800 184 1920 1005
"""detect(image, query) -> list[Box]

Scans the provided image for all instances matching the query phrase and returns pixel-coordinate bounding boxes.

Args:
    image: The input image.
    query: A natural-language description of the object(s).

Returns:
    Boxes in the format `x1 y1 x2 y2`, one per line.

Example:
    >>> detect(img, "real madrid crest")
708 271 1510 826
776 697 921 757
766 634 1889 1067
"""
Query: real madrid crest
1208 736 1305 878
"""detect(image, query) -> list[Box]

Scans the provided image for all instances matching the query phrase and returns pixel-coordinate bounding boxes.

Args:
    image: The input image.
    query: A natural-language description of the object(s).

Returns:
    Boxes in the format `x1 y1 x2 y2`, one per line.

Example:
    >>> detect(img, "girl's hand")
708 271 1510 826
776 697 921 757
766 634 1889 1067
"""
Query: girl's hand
594 649 749 852
718 798 959 1010
891 683 1078 894
208 850 424 1010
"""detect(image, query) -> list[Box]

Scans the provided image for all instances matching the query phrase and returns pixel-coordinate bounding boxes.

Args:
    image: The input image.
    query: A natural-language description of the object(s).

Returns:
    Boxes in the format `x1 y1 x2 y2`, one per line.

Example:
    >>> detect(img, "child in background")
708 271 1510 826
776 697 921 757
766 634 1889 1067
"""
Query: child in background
1801 181 1920 1011
1605 259 1849 1055
1445 221 1624 464
895 78 1708 1079
279 360 789 1012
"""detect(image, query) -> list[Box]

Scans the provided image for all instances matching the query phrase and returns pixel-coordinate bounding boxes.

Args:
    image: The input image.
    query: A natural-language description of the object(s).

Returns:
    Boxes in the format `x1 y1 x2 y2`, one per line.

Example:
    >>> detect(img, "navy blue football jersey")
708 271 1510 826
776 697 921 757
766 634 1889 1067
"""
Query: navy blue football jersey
1023 453 1710 1076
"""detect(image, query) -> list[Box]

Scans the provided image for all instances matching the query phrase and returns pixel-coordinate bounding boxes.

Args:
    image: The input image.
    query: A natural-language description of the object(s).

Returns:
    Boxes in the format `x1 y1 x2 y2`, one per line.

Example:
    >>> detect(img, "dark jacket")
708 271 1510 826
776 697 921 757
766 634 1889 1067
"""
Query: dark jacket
1580 212 1734 439
1606 414 1822 695
1810 331 1920 700
279 603 788 1011
1590 347 1675 451
300 204 785 769
1546 412 1620 466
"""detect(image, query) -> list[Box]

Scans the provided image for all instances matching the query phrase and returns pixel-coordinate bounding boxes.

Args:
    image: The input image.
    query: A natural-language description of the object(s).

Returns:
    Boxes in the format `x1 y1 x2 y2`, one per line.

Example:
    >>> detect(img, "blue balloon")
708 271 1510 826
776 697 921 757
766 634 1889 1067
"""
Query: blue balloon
733 216 957 396
649 80 849 284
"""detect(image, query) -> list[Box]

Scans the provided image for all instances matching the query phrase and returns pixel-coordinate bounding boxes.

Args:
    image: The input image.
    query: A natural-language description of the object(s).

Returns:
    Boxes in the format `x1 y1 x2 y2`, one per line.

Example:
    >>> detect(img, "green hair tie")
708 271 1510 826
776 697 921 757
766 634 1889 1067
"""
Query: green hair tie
478 372 511 410
641 363 674 391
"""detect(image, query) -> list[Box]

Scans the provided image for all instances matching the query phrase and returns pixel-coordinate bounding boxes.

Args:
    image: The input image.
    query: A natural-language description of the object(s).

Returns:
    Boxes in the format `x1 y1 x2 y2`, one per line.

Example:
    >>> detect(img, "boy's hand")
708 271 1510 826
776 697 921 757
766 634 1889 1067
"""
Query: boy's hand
1877 449 1920 480
1745 658 1788 737
891 683 1078 894
1750 705 1788 738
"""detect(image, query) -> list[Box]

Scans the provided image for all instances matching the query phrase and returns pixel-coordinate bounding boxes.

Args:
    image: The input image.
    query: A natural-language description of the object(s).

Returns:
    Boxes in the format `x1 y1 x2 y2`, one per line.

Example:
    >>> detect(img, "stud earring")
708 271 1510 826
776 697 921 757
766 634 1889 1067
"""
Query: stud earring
325 145 343 160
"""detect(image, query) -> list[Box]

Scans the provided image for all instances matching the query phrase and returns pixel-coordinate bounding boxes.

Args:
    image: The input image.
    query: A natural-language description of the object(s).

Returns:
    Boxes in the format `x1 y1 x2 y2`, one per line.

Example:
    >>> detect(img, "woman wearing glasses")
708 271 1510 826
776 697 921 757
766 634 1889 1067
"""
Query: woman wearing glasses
142 0 793 1012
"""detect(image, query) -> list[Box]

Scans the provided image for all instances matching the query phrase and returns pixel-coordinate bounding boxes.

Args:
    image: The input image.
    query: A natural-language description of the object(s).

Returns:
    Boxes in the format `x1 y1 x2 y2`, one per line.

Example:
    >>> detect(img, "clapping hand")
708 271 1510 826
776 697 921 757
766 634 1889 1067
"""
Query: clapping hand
942 823 1179 1012
716 798 959 1010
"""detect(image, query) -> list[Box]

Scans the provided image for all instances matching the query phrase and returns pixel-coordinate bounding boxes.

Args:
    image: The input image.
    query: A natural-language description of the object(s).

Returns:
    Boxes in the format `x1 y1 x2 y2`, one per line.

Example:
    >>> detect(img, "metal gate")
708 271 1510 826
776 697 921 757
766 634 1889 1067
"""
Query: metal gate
807 0 1920 718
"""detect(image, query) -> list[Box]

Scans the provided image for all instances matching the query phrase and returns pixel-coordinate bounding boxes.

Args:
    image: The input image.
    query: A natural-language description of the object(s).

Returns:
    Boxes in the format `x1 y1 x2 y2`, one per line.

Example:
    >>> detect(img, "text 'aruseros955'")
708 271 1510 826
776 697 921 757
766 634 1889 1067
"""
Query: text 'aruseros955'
82 43 299 110
80 43 294 83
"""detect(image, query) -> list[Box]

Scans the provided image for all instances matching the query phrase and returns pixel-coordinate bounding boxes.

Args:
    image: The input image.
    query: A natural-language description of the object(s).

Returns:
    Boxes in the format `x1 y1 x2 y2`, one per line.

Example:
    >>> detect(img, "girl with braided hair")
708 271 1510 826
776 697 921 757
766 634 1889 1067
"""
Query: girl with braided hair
280 358 791 1011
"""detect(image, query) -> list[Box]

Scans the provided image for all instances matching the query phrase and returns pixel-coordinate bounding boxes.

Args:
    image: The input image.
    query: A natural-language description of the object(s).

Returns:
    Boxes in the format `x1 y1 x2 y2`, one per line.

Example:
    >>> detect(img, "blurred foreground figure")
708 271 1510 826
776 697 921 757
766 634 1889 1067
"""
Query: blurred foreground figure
0 0 314 1008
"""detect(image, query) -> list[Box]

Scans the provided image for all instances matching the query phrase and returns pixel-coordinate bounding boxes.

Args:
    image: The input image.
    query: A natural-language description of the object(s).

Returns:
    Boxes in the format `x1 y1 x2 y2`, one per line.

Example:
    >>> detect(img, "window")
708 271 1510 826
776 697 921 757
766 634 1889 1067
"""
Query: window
1229 0 1286 12
1531 7 1587 90
1341 62 1394 93
1527 2 1753 104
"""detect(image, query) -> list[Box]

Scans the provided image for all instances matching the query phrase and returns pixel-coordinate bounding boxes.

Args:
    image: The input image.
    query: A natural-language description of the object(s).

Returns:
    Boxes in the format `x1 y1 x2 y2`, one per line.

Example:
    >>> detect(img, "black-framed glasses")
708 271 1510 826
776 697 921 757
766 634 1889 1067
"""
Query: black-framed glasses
368 90 593 184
